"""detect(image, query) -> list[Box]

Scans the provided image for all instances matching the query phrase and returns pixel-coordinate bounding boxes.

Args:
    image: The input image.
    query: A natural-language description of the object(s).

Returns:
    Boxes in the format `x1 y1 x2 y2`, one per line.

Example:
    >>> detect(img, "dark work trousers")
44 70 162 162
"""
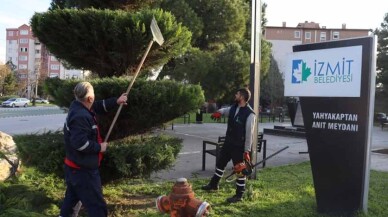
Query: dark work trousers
209 143 246 197
60 165 107 217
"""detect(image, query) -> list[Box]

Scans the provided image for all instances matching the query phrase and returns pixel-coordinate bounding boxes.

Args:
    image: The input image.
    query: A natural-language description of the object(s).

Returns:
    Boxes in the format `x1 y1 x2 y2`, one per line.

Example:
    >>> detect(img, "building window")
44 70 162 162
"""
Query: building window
305 32 311 40
19 64 27 69
50 64 60 70
20 30 29 35
19 56 28 61
19 74 27 78
20 38 28 44
320 32 326 41
50 56 58 61
333 31 340 40
8 31 13 36
20 47 28 52
35 49 40 54
294 31 301 38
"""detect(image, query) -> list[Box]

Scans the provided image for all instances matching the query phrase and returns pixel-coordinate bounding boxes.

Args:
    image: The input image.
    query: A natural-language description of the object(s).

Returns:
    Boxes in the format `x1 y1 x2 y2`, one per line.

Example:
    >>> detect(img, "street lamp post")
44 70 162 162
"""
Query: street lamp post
35 73 39 99
0 75 2 96
249 0 262 179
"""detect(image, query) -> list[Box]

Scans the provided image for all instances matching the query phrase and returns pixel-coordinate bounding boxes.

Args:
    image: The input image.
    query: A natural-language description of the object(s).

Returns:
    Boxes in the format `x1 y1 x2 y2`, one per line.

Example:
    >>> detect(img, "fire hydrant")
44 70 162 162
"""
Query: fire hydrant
156 177 211 217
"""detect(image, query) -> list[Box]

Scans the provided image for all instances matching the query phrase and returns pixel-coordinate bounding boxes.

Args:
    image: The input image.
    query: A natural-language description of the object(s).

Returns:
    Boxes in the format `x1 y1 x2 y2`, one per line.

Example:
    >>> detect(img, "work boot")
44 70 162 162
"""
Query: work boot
226 194 243 203
201 184 219 191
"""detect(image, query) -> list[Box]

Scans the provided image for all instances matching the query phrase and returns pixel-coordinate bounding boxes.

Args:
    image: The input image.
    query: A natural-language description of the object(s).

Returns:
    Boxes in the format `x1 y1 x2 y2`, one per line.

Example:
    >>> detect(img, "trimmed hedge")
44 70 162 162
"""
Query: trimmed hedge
44 77 204 140
31 8 192 77
13 131 182 183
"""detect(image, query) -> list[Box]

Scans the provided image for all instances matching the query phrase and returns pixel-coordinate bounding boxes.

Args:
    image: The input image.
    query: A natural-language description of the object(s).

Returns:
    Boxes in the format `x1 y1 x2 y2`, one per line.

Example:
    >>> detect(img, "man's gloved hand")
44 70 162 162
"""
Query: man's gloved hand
211 111 221 121
243 151 251 162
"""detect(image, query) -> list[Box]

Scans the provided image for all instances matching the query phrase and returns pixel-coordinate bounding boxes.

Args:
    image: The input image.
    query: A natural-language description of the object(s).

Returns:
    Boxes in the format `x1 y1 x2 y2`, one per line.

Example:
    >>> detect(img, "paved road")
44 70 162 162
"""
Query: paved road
0 106 65 118
0 113 66 135
151 122 388 182
1 114 387 182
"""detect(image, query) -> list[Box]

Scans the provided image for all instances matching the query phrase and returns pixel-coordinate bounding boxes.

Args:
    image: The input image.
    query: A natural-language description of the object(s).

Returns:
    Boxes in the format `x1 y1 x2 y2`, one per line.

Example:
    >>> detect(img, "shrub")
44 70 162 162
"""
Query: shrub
14 131 64 177
14 131 182 183
100 134 182 182
31 8 192 78
44 77 204 140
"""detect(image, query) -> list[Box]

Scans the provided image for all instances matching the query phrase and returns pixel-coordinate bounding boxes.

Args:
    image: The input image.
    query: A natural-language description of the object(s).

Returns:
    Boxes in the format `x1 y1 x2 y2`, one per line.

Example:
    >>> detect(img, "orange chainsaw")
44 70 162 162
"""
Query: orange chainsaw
226 146 289 182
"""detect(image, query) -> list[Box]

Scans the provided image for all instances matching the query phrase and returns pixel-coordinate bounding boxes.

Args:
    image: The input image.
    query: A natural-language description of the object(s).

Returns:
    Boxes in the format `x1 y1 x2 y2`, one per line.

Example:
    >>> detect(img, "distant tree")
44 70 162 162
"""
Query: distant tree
160 0 203 44
239 2 271 78
209 43 250 105
260 55 285 108
2 73 18 95
376 13 388 93
0 64 11 95
161 0 247 50
158 48 214 84
159 1 271 103
31 9 191 78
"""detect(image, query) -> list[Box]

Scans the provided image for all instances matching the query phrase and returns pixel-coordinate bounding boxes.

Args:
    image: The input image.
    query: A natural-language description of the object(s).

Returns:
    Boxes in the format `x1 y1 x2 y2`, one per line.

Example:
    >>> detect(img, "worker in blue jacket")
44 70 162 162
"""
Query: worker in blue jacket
60 81 127 217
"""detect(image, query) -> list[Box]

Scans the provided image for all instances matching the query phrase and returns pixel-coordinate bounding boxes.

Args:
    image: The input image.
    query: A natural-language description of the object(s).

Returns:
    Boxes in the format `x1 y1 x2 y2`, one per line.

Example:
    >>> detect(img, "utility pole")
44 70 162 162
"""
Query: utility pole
27 70 31 99
249 0 261 179
35 73 38 99
35 60 41 99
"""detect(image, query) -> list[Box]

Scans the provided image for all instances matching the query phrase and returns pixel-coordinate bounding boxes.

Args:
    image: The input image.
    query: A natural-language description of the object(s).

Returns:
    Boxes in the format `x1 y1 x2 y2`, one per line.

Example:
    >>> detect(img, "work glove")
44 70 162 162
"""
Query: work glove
211 111 221 121
243 151 251 162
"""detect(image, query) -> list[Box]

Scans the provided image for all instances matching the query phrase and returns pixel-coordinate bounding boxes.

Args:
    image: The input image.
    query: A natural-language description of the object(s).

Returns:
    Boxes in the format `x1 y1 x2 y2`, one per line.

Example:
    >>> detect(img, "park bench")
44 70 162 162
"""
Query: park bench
202 133 267 171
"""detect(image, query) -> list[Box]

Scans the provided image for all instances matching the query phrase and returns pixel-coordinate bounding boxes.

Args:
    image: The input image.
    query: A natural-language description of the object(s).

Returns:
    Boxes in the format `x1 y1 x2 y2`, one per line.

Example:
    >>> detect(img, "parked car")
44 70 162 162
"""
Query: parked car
375 112 388 122
34 98 49 104
1 98 30 107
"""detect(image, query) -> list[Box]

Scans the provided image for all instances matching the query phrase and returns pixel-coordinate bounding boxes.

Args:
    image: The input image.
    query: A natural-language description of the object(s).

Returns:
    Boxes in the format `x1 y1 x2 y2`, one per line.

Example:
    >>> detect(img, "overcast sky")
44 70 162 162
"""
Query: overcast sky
0 0 387 63
264 0 387 29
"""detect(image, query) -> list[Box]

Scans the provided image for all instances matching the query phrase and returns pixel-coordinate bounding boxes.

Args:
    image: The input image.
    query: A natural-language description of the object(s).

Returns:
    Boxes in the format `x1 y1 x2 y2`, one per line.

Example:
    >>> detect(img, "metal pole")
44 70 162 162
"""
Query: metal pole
249 0 261 179
35 73 38 98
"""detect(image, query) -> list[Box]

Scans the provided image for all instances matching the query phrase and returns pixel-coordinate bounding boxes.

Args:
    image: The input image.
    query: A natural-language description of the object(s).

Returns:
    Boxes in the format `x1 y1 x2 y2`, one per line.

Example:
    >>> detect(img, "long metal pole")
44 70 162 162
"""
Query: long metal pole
249 0 261 179
104 40 154 143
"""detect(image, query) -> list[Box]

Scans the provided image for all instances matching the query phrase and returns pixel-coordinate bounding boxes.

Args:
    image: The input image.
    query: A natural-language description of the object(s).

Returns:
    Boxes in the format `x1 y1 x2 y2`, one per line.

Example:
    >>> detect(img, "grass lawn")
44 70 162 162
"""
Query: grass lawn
1 162 387 217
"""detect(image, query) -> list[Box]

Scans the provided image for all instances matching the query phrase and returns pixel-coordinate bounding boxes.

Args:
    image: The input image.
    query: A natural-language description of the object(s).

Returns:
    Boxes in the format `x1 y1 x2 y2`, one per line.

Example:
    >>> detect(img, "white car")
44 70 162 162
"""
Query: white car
34 98 49 104
2 98 30 107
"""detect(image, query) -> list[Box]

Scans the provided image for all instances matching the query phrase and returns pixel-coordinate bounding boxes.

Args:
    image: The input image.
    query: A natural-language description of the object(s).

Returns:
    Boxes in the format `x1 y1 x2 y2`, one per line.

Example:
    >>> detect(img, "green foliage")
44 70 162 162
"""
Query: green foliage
0 169 63 217
2 73 18 95
160 0 203 44
159 1 272 103
2 162 388 216
44 77 204 139
0 95 19 102
31 8 191 77
261 56 285 108
101 134 182 181
13 131 182 183
158 48 215 83
180 0 247 50
49 0 160 11
209 42 250 104
13 131 65 176
376 13 388 92
160 43 251 105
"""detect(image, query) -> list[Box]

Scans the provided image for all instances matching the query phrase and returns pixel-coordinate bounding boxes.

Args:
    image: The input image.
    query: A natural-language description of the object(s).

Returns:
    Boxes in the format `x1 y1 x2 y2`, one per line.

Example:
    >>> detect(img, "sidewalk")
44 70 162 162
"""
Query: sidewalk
151 122 388 182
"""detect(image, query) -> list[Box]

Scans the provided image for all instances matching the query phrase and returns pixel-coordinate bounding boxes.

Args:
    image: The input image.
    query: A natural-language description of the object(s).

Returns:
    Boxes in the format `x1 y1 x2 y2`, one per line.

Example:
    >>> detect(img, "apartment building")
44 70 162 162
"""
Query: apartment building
5 24 84 98
264 21 371 76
